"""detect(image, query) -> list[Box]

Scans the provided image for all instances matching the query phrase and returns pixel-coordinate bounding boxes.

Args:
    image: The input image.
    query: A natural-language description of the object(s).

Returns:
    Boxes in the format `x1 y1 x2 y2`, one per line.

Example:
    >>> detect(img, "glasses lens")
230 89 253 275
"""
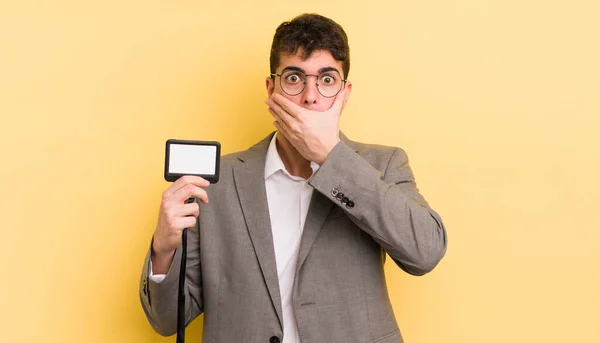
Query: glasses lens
280 70 306 96
317 72 343 97
278 70 344 97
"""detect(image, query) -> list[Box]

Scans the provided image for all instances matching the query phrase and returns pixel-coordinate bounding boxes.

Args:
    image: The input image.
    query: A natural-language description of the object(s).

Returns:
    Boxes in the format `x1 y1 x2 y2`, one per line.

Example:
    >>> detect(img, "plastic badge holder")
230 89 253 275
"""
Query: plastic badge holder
164 139 221 183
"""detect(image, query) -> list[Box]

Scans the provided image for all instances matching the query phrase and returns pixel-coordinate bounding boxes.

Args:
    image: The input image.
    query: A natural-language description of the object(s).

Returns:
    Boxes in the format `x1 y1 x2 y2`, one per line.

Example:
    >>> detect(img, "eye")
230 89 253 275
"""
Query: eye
321 74 336 85
284 73 303 84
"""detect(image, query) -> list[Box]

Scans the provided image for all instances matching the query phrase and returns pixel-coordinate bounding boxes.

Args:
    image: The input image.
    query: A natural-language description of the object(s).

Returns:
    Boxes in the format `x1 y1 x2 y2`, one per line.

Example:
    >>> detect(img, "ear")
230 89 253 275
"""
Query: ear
342 81 352 109
266 76 275 97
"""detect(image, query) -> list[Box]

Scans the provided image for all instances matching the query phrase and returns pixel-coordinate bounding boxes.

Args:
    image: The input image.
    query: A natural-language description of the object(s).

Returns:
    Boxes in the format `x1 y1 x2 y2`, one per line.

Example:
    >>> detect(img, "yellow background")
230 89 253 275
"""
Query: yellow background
1 1 599 342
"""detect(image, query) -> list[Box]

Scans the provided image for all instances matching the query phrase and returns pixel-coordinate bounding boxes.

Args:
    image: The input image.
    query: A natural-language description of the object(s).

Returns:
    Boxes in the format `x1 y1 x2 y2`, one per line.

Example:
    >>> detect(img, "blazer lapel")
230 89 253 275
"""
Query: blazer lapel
232 132 284 329
296 132 359 274
295 191 334 273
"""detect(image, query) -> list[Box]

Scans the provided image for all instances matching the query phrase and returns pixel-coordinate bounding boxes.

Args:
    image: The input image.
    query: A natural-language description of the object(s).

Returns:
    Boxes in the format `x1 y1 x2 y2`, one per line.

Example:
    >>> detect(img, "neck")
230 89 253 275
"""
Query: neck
275 133 313 179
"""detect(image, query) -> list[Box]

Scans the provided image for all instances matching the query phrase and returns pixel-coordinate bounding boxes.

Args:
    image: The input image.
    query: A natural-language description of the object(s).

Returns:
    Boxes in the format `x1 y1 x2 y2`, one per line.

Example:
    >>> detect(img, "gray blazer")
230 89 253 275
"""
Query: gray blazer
140 132 447 343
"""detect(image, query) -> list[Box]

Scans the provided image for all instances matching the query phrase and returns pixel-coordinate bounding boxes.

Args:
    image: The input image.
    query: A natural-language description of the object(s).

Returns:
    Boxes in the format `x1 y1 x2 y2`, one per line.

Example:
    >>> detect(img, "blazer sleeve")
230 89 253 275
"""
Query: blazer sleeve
308 141 448 276
139 213 203 336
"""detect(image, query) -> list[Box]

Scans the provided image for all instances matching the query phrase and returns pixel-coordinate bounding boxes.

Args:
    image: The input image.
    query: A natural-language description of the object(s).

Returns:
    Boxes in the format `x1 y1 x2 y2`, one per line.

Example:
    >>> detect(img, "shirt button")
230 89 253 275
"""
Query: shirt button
346 200 355 209
335 192 344 201
331 188 339 197
341 196 349 205
269 336 281 343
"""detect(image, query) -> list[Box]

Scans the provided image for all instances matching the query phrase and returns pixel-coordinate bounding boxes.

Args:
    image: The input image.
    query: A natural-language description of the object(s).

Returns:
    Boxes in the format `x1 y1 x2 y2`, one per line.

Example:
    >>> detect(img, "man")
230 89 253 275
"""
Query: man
140 13 447 343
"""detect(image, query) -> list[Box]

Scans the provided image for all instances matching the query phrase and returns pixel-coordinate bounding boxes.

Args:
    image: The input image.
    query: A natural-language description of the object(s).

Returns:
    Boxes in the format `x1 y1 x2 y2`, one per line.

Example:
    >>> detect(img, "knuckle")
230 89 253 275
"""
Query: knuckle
166 217 176 229
184 183 196 193
165 212 178 228
160 199 170 211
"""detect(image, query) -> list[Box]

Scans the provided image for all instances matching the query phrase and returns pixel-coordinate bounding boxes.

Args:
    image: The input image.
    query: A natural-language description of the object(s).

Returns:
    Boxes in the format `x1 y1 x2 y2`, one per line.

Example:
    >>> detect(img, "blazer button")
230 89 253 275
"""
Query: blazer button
335 192 344 201
331 188 339 197
341 196 349 205
346 200 355 209
269 336 281 343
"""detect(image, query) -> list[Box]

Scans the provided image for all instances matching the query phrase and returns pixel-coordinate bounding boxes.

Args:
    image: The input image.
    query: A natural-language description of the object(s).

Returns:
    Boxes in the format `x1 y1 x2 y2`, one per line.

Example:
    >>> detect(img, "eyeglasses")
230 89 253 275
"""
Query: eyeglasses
270 69 347 98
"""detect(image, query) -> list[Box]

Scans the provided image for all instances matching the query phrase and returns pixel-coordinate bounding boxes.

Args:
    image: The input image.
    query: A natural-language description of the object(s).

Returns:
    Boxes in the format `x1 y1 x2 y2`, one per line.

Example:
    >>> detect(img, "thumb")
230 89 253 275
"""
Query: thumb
330 87 349 115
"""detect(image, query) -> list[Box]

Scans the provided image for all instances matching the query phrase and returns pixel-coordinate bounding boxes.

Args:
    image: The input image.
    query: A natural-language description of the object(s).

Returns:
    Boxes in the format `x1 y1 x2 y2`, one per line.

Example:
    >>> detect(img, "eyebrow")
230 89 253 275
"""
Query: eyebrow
281 66 305 73
318 66 340 75
281 66 342 75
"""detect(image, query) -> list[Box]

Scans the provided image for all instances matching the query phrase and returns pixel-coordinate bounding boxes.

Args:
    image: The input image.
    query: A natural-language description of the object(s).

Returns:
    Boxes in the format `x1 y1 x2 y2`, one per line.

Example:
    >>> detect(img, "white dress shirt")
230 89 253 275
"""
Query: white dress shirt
264 133 319 343
150 133 318 343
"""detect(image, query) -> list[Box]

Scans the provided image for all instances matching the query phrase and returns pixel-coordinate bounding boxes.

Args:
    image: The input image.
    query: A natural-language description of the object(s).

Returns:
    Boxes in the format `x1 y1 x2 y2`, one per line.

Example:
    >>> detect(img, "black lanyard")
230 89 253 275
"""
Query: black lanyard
176 227 188 343
177 198 195 343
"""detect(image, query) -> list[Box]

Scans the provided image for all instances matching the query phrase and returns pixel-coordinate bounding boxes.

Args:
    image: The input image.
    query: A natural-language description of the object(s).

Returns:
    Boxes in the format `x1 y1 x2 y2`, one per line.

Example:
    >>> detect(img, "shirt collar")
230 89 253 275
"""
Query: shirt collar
264 132 320 181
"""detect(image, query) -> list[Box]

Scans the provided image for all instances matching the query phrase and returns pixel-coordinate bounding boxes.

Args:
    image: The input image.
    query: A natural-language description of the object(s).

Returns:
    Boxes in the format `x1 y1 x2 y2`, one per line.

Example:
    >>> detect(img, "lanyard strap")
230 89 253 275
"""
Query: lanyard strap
177 197 196 343
176 227 188 343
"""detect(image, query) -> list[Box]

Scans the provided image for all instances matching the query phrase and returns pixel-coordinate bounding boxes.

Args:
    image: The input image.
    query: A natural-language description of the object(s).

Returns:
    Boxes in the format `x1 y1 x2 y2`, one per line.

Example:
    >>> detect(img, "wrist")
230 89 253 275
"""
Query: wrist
318 138 340 164
151 242 176 275
151 235 174 259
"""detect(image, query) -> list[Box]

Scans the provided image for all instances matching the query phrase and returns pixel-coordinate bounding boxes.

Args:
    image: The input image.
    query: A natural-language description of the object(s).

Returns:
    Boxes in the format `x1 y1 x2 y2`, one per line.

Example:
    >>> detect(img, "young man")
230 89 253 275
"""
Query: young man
140 13 447 343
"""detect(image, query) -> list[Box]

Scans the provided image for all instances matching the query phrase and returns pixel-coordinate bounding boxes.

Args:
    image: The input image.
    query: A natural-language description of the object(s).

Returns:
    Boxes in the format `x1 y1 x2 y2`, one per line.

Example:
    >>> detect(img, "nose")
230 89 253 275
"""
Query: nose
301 76 319 106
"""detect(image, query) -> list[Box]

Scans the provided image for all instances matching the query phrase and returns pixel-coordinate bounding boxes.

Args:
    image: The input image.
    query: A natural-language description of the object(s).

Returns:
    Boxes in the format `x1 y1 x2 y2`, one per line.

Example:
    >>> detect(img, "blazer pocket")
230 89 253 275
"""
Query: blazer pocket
368 329 402 343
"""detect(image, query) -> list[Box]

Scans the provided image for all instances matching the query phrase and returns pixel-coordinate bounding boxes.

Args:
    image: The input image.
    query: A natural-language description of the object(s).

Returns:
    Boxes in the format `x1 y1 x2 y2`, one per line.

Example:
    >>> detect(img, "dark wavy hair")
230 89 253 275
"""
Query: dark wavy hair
270 13 350 78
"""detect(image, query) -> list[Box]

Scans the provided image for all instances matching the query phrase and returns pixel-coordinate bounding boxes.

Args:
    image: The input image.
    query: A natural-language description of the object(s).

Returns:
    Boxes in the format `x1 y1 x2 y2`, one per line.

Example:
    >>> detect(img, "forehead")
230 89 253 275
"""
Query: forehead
277 49 344 74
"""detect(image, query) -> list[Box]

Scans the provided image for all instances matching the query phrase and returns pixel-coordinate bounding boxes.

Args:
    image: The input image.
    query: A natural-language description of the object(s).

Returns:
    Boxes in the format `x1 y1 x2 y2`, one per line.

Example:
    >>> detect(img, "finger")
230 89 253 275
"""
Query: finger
172 183 209 204
329 87 348 114
270 93 302 118
267 97 297 128
177 201 200 218
265 97 289 117
171 216 197 232
273 121 291 142
269 107 295 131
163 175 210 198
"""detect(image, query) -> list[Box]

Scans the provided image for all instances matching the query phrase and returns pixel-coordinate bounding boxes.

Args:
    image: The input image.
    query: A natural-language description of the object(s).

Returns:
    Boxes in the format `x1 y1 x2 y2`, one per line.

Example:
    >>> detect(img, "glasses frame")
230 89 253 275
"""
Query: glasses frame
270 71 347 98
